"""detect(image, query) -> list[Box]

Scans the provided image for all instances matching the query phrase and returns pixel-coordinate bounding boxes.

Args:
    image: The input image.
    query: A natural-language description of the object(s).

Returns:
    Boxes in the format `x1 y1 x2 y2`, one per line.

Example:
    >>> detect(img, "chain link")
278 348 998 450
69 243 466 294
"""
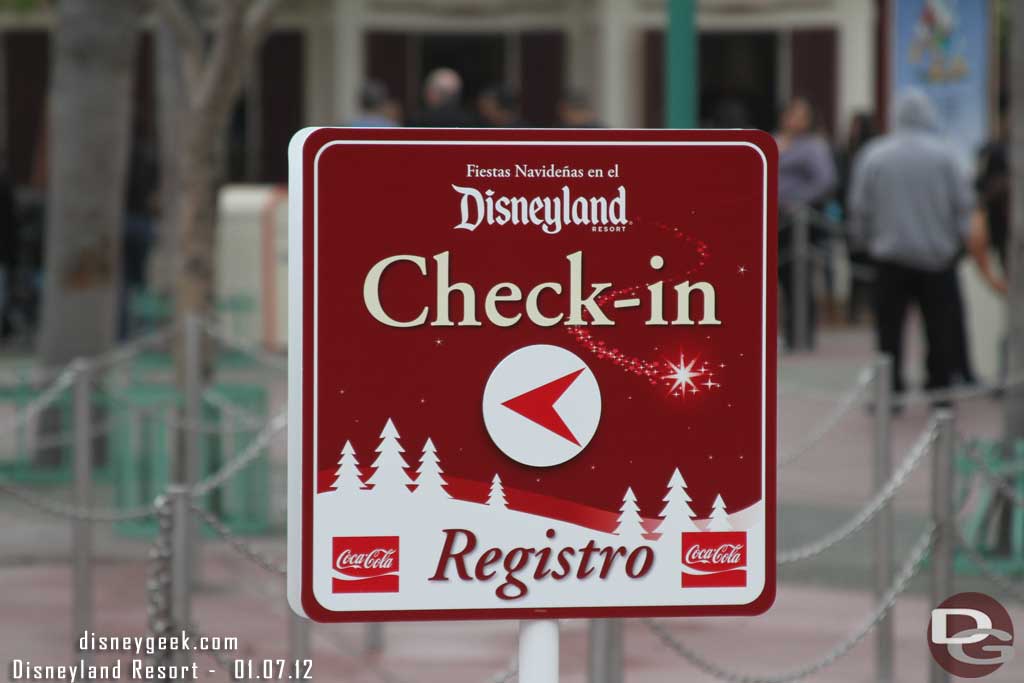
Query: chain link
645 524 936 683
0 479 157 521
0 365 77 439
202 320 287 372
778 365 874 467
778 420 938 564
959 443 1024 508
190 411 287 498
146 495 175 667
956 528 1024 603
487 661 518 683
191 503 287 575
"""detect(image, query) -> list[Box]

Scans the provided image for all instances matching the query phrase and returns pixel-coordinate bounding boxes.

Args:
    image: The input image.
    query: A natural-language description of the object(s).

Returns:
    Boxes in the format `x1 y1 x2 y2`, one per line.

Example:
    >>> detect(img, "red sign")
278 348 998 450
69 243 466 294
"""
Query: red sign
287 128 777 622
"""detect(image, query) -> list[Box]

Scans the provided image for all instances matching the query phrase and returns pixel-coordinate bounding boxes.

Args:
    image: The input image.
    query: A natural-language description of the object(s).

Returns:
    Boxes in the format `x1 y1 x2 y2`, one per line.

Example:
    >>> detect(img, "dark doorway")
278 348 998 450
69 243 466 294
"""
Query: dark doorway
418 34 505 116
699 33 778 131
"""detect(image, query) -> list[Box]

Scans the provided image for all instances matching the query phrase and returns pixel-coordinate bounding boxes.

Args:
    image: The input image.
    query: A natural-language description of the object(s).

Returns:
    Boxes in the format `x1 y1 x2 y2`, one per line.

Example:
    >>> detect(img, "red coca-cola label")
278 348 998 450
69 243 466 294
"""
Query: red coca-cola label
681 531 747 588
332 536 400 593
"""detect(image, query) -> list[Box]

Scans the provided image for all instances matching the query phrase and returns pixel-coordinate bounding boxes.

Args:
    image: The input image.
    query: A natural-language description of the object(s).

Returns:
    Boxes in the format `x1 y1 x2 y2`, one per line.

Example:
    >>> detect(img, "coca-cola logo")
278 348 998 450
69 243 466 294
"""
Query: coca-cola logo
332 536 400 593
680 531 747 588
335 547 397 573
684 543 744 567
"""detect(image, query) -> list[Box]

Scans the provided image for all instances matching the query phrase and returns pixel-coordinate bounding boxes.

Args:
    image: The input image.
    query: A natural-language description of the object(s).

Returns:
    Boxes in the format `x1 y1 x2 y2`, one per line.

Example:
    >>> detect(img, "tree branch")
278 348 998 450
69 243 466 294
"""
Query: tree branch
244 0 282 48
153 0 203 92
193 0 247 117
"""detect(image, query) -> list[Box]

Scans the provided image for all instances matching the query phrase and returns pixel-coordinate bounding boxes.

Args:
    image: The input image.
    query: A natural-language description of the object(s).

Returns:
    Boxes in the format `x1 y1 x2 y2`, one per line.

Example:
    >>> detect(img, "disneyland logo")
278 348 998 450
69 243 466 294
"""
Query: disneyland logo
451 184 628 234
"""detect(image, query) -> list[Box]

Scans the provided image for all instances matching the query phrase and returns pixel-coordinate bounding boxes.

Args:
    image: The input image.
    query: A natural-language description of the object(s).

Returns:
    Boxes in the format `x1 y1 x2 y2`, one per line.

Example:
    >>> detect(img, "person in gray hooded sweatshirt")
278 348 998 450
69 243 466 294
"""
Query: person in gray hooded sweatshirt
847 90 974 398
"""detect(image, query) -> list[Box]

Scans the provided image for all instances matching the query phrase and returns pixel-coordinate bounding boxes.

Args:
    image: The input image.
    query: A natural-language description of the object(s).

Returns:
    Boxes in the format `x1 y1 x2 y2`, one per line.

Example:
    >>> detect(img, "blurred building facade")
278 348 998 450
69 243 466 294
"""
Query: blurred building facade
1 0 883 186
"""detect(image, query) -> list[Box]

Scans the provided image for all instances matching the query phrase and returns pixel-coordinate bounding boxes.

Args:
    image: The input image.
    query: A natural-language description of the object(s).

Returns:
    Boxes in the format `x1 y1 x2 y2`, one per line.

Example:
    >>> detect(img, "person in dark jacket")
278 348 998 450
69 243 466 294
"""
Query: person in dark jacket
407 68 474 128
848 90 1004 399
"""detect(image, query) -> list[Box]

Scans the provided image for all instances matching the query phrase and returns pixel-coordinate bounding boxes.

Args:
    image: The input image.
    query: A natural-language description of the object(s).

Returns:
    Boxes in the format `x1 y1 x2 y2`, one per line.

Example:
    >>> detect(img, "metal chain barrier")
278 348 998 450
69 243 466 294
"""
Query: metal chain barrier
644 524 936 683
191 502 287 575
959 442 1024 508
0 364 77 439
956 528 1024 603
190 411 287 498
202 319 287 372
488 662 518 683
778 419 939 564
0 479 157 521
778 365 874 467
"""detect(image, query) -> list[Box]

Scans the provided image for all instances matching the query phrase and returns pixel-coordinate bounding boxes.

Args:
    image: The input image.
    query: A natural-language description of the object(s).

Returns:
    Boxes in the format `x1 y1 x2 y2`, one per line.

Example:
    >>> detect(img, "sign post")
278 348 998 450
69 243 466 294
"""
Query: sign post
287 129 777 664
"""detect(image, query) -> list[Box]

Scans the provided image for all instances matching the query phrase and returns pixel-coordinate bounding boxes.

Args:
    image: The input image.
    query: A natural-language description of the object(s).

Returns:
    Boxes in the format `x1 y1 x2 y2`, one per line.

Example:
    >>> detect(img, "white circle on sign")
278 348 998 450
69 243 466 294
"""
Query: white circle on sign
483 344 601 468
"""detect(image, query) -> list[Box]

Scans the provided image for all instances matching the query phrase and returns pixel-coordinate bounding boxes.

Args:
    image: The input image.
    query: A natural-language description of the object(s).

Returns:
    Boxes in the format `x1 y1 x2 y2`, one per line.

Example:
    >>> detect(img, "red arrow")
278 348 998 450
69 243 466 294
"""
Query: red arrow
501 369 585 446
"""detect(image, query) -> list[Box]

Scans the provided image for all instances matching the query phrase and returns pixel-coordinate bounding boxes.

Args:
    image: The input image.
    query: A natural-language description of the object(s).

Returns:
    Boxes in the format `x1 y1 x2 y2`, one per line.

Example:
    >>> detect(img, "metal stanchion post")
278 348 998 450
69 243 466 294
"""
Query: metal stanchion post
792 207 811 352
72 360 93 663
519 620 559 683
365 623 384 654
169 484 193 666
930 410 955 683
587 619 623 683
873 355 893 683
289 609 311 674
183 314 202 584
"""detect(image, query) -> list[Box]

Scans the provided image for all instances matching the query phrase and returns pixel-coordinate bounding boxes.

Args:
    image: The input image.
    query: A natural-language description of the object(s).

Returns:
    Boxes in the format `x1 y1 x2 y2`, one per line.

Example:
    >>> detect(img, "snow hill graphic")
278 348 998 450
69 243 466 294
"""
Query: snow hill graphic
312 417 766 610
318 417 758 536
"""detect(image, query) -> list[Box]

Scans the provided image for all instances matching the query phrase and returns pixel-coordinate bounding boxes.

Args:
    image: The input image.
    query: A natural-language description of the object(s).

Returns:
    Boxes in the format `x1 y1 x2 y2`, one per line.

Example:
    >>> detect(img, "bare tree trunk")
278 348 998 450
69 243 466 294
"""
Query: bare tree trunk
156 0 279 382
1007 4 1024 444
150 23 185 294
38 0 140 365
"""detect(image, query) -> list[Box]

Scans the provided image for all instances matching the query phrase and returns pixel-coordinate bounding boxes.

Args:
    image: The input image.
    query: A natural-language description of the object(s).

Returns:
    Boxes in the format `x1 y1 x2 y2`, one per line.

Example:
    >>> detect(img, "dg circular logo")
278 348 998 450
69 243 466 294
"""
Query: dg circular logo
482 344 601 468
928 592 1015 677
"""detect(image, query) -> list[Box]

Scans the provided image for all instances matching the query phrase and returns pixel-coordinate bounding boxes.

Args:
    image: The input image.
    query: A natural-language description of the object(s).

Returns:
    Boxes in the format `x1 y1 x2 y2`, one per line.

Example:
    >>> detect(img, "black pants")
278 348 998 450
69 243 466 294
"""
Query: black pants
874 262 957 394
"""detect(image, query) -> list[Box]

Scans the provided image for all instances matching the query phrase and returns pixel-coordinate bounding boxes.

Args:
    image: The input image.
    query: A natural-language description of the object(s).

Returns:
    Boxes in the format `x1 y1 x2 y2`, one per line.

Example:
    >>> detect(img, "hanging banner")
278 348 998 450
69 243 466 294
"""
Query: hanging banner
891 0 992 168
287 128 777 622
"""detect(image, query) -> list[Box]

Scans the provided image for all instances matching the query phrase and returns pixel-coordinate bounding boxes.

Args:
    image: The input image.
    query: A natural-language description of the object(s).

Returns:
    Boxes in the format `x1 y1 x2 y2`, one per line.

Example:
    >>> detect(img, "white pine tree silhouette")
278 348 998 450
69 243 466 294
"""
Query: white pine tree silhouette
415 437 449 497
706 494 733 531
365 418 411 494
656 468 698 533
614 487 646 538
332 440 363 495
487 474 507 509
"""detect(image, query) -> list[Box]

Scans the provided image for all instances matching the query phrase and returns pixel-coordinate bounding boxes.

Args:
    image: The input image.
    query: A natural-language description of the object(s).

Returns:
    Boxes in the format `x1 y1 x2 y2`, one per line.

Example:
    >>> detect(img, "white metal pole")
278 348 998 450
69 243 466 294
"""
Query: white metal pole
72 360 93 664
873 355 894 683
930 410 955 683
183 314 203 584
169 484 193 667
518 620 559 683
587 619 623 683
289 608 311 670
365 622 384 654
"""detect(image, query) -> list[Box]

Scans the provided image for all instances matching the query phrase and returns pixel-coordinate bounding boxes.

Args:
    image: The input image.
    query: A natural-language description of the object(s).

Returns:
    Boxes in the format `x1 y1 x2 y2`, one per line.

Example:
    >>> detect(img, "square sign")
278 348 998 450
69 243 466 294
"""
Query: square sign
287 128 777 622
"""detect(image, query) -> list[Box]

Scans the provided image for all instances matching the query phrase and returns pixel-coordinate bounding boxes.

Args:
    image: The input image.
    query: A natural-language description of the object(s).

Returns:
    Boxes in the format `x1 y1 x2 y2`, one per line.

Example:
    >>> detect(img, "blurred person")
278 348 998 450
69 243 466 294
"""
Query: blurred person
408 67 473 128
478 84 526 127
349 79 400 127
557 91 603 128
847 90 1005 401
836 111 878 323
0 160 16 340
775 96 837 350
120 128 158 339
975 95 1009 269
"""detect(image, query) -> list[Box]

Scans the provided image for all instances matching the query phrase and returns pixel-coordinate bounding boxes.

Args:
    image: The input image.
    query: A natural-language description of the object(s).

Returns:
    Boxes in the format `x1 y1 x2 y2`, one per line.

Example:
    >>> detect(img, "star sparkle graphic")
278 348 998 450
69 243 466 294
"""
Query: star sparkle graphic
663 354 703 396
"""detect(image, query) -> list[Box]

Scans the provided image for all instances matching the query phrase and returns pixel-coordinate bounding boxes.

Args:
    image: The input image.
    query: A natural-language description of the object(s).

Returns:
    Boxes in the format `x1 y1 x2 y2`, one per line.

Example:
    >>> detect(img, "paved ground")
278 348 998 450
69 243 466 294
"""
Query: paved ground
1 321 1020 682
